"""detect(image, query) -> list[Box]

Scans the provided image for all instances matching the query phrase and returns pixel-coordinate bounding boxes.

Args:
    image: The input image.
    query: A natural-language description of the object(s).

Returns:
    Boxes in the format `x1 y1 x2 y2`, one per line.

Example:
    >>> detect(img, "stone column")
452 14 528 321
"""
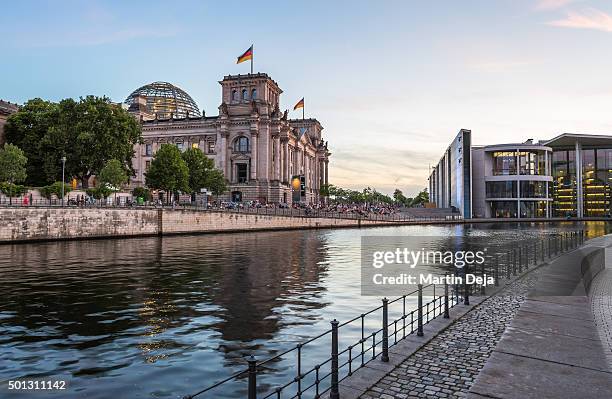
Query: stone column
251 133 258 180
220 132 229 179
274 136 281 181
575 141 583 218
285 144 291 181
325 160 329 187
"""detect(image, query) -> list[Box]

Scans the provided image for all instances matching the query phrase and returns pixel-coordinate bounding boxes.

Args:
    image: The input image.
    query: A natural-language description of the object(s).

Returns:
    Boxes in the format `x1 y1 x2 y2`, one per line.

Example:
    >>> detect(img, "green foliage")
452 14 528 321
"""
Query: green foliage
326 184 394 204
0 183 27 196
132 186 151 200
0 143 28 185
98 159 128 191
145 144 189 199
393 189 412 206
5 96 142 187
181 147 227 196
86 186 112 200
410 189 429 207
4 99 57 186
40 181 72 199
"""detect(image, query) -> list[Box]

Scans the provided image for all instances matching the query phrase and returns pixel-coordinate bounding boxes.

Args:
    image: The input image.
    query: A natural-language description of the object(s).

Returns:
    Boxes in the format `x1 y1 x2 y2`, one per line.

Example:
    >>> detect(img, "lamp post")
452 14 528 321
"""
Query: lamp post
61 156 66 206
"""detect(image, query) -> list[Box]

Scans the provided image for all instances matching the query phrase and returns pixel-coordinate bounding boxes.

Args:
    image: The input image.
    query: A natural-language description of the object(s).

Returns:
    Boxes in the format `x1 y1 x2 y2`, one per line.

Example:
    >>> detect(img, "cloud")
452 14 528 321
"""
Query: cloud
469 61 534 72
535 0 577 10
547 8 612 32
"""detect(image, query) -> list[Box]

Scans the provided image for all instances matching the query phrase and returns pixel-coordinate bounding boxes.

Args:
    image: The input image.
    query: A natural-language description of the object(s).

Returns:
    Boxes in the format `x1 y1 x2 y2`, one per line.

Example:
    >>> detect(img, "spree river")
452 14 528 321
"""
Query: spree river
0 222 609 398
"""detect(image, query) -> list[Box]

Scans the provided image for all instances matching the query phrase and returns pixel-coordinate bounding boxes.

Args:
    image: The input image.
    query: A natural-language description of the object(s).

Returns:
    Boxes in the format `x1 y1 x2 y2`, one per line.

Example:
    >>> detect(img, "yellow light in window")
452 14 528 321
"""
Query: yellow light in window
192 143 199 149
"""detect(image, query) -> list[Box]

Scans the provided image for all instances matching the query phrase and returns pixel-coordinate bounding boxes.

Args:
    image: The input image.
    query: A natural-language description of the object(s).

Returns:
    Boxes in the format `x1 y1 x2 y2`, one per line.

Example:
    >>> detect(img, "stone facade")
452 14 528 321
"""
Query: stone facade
0 100 19 146
127 73 331 204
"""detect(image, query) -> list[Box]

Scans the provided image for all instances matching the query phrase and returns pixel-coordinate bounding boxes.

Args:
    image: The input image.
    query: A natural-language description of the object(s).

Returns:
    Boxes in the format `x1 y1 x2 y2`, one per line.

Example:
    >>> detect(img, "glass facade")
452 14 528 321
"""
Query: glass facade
520 181 547 198
552 150 577 217
492 152 516 175
490 201 517 218
520 201 547 218
583 148 612 216
518 151 546 175
486 181 517 198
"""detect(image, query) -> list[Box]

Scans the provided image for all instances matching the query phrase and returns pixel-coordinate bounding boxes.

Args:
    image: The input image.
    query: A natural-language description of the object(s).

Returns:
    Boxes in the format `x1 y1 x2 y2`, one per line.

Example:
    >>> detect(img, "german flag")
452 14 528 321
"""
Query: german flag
236 45 253 64
293 98 304 110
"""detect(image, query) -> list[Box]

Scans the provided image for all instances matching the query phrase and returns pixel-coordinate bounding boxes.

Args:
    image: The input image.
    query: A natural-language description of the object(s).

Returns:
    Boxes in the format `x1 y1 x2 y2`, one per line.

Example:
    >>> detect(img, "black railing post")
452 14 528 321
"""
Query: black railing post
541 239 545 262
463 272 470 305
444 280 450 318
248 355 257 399
506 251 510 280
330 319 340 399
494 253 499 287
417 284 424 336
518 246 523 273
480 261 486 295
381 298 389 362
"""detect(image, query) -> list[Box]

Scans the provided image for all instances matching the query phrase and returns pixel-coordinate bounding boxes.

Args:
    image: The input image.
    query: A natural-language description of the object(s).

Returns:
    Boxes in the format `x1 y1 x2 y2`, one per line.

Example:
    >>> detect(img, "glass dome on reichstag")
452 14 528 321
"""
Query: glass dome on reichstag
124 81 200 119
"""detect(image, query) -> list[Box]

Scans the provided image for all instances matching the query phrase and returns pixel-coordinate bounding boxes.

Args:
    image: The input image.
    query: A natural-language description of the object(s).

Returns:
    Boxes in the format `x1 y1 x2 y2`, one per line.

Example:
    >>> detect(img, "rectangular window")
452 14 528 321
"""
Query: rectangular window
145 161 151 171
207 141 215 154
237 164 248 183
486 181 517 198
176 142 185 151
145 144 152 156
191 142 199 149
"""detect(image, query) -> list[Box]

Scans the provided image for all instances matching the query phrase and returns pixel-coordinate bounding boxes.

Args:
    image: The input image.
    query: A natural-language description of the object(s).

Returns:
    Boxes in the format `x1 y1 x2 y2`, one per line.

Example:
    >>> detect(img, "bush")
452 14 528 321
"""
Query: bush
86 186 112 200
40 181 72 199
0 182 27 197
132 186 151 200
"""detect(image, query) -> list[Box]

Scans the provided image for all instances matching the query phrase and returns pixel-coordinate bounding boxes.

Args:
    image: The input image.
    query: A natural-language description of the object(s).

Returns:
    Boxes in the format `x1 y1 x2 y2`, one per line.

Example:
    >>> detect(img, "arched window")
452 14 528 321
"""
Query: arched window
233 136 249 152
232 90 238 102
242 89 248 101
251 89 257 99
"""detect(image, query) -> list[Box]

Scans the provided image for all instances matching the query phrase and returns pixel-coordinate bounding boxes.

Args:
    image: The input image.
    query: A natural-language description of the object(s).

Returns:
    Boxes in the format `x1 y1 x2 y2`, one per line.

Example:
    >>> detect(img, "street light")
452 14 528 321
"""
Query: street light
61 156 66 206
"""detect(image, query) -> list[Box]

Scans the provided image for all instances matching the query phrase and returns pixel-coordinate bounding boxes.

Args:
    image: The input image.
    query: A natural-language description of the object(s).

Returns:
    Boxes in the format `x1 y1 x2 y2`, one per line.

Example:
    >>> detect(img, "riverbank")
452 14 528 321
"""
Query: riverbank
1 207 610 244
0 207 396 243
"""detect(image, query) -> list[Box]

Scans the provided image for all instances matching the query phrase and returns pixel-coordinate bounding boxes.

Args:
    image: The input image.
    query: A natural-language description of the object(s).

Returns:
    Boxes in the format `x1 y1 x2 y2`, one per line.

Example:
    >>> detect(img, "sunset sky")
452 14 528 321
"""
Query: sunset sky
2 0 612 196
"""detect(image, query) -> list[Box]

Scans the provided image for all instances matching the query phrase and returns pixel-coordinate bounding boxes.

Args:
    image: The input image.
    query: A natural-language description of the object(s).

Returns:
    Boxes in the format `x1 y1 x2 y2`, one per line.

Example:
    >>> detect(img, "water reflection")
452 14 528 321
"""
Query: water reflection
0 222 609 398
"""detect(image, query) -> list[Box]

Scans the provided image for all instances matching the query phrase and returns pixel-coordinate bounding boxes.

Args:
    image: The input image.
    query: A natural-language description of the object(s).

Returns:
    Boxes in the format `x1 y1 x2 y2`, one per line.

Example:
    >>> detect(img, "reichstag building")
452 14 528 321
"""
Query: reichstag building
125 74 331 204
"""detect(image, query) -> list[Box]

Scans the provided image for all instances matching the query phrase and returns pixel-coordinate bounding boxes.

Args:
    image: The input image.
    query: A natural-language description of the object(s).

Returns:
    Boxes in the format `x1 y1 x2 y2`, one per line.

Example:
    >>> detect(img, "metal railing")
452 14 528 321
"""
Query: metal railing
183 282 458 399
181 230 585 399
0 198 462 223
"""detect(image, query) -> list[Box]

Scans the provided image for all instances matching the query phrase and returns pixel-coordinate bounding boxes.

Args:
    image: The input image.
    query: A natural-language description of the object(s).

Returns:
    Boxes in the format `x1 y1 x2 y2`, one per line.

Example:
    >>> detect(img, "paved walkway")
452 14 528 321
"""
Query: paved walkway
467 239 612 399
359 270 542 399
358 235 612 399
589 246 612 368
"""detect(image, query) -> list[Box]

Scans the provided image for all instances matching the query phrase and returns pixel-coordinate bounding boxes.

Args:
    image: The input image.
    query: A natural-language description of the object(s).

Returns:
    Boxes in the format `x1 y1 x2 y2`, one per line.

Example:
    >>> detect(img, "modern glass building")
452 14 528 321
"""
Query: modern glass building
429 129 472 217
429 132 612 219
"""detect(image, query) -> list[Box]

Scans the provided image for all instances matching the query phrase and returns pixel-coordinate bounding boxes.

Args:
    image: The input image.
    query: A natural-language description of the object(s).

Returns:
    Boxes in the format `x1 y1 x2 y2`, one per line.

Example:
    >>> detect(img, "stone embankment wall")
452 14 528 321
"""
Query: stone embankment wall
0 208 389 243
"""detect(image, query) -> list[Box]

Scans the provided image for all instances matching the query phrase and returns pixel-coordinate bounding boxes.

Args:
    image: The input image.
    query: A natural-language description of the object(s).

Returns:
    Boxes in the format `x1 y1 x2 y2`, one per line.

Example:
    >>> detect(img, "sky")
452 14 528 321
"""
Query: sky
2 0 612 196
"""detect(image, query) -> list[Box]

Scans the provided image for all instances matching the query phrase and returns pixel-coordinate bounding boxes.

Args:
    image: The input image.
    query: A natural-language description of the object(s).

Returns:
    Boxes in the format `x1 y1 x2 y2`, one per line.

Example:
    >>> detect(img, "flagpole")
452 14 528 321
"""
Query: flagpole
251 44 253 74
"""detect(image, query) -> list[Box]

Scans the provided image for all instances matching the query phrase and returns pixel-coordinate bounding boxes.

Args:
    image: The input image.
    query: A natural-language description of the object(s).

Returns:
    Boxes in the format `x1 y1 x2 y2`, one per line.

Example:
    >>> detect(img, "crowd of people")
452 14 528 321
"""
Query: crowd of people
212 200 402 218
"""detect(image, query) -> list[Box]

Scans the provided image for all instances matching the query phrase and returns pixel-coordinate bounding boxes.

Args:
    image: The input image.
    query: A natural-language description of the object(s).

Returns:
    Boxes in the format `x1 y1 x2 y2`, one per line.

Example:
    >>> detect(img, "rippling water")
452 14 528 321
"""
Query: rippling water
0 222 608 398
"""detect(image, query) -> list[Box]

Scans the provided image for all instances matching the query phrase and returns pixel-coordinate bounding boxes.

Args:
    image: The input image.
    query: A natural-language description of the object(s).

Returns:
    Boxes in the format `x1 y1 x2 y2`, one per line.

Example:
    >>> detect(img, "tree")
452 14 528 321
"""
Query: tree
181 147 227 197
5 96 142 188
47 96 142 188
99 159 128 203
393 189 411 206
0 144 28 204
145 144 189 203
4 99 58 186
410 189 430 207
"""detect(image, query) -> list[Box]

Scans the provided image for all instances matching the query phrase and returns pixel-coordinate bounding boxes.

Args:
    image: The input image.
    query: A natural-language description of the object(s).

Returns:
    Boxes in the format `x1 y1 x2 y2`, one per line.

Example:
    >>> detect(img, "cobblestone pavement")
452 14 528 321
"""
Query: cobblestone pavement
590 249 612 369
360 270 543 399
